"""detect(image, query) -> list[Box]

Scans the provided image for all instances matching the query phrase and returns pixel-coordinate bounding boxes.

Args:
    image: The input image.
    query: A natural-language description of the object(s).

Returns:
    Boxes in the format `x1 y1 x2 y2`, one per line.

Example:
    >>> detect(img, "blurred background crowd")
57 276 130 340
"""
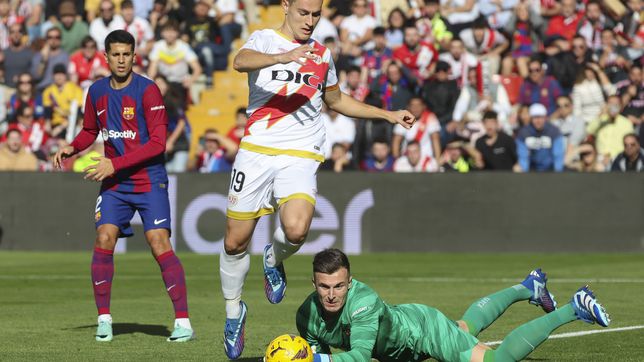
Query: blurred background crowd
0 0 642 173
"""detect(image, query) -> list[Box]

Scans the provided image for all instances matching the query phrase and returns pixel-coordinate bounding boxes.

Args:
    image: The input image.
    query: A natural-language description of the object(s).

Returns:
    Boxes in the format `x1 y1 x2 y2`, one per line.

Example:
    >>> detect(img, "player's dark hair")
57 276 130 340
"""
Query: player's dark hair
104 29 135 53
236 107 247 115
313 248 350 275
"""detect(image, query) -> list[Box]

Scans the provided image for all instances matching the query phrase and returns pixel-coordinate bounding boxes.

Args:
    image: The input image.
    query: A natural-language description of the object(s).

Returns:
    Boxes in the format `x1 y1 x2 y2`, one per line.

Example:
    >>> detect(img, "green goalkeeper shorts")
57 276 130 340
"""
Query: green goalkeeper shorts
398 304 479 362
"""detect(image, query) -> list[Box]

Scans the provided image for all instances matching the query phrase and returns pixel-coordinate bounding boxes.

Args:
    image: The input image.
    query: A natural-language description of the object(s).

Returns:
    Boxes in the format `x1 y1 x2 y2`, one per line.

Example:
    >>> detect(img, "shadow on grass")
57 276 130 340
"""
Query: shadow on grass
236 358 263 362
66 323 170 337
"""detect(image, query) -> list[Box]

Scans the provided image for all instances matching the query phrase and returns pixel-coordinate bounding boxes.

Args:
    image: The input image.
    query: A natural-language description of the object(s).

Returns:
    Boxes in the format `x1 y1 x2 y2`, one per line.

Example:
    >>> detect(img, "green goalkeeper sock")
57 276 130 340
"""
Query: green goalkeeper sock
484 304 577 362
461 285 532 336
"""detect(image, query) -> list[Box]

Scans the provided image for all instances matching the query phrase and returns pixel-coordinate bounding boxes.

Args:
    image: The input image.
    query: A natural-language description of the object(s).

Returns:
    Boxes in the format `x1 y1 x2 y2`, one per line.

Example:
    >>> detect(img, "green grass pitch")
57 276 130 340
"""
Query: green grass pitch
1 252 643 361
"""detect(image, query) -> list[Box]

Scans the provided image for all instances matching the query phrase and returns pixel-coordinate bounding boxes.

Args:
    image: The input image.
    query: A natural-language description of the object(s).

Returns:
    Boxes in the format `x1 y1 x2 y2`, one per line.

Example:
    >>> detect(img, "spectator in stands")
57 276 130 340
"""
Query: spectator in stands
619 0 643 60
361 26 393 86
69 36 109 90
0 128 38 171
502 2 543 77
571 34 593 68
15 0 44 43
121 0 154 59
571 62 614 125
3 23 33 88
311 12 338 44
5 103 48 156
459 17 508 76
518 58 563 115
516 103 565 172
322 107 356 160
0 0 18 49
7 72 44 122
154 74 190 173
416 0 452 50
392 96 441 160
184 0 225 88
323 36 351 74
195 128 238 173
370 61 414 113
56 0 89 54
422 61 459 128
543 35 578 94
226 107 247 145
340 0 376 57
586 95 634 160
214 0 244 48
135 0 154 21
393 25 439 81
453 67 512 131
319 143 355 173
361 139 394 172
89 0 126 52
545 0 584 41
475 110 517 171
618 65 644 125
31 27 69 91
148 20 202 107
42 64 83 139
597 29 630 83
385 7 406 49
550 95 586 160
565 141 606 172
439 137 483 172
478 0 519 30
611 133 644 172
441 0 479 34
579 0 612 52
438 37 479 87
393 140 438 172
341 66 369 102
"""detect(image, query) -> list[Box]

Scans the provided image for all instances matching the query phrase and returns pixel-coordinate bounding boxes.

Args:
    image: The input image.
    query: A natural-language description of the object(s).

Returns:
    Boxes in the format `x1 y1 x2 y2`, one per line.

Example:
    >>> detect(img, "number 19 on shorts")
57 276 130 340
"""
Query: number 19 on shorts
230 168 245 192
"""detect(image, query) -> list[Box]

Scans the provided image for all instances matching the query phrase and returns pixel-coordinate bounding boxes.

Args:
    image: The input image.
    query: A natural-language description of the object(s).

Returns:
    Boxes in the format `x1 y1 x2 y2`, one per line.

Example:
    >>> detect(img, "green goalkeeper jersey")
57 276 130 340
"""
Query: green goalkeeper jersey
296 279 478 362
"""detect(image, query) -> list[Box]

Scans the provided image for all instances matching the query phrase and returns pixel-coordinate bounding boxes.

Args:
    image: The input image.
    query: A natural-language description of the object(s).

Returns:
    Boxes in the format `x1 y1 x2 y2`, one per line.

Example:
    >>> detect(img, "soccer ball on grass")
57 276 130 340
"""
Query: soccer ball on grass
265 334 313 362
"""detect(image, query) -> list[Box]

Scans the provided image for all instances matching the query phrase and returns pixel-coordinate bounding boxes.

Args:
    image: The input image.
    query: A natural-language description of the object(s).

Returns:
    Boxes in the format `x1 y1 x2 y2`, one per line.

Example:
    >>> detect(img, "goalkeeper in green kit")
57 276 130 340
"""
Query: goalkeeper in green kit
296 249 610 362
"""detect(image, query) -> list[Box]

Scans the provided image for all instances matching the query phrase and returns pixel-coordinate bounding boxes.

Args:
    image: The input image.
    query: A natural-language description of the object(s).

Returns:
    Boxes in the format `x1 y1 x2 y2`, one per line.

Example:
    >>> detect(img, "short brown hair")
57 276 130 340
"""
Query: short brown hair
313 248 350 275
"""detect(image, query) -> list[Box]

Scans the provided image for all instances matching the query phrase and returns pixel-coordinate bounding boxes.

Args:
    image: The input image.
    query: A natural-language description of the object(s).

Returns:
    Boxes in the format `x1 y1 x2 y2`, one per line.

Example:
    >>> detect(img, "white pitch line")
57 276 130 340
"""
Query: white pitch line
1 275 644 283
485 325 644 346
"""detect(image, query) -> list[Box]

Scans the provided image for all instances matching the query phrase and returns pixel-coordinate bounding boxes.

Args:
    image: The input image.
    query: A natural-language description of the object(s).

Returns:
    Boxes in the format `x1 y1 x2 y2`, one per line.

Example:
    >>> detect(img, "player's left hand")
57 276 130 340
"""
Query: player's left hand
388 110 416 129
83 157 115 182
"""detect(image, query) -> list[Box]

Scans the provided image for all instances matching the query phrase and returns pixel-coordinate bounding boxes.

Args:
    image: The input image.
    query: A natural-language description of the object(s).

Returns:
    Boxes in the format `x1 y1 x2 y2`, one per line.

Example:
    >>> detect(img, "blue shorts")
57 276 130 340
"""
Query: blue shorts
94 183 171 237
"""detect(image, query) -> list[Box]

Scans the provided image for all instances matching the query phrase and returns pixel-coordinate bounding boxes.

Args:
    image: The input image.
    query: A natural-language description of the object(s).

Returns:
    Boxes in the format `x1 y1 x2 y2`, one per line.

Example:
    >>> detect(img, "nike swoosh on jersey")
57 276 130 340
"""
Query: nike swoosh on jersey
97 109 106 116
154 218 167 225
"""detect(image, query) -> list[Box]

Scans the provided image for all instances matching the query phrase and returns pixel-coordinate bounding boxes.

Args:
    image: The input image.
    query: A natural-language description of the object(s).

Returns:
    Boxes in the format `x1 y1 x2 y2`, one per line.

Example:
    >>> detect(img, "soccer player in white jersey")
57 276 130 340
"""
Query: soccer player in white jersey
220 0 415 358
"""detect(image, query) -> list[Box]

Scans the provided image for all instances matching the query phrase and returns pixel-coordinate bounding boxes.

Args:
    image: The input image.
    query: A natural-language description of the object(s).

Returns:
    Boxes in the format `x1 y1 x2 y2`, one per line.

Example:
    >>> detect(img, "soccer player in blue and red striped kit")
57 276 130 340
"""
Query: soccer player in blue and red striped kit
54 30 193 342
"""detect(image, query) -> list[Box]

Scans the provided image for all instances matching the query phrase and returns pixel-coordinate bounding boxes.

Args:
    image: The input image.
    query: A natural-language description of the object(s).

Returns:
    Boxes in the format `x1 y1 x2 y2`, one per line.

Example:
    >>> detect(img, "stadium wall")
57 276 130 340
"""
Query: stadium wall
1 173 642 253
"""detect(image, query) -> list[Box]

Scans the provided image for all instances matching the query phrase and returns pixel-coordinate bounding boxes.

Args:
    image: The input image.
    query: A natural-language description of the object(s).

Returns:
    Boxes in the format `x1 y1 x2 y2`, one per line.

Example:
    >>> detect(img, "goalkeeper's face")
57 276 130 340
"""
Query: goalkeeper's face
313 267 352 314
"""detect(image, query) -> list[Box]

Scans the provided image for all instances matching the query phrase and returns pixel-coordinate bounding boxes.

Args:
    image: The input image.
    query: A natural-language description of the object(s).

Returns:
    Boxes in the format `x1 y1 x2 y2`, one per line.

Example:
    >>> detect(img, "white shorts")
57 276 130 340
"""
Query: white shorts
226 149 320 220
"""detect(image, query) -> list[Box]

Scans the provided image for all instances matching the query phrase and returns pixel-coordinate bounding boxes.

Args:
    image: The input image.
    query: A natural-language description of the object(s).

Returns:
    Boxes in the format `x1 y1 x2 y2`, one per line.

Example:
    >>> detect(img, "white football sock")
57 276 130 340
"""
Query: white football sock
98 314 112 324
220 247 249 319
270 227 302 266
175 318 192 330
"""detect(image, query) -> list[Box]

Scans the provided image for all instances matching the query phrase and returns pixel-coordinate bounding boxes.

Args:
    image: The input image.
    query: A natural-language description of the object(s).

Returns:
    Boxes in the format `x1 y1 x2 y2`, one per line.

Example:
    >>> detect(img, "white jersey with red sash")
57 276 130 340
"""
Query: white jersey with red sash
240 29 339 162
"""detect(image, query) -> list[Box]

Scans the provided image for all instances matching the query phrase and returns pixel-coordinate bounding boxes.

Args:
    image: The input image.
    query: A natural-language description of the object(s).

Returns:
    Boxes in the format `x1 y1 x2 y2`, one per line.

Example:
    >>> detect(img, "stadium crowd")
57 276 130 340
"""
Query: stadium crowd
0 0 642 173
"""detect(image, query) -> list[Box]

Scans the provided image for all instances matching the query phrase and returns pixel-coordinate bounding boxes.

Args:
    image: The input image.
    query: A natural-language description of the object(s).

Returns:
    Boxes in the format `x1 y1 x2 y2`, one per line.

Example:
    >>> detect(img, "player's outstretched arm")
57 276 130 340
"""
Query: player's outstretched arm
233 45 319 73
323 87 415 130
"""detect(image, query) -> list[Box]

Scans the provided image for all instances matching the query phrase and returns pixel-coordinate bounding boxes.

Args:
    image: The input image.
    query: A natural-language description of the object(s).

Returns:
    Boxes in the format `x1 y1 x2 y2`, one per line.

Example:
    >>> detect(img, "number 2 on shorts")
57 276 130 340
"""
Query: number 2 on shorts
230 169 245 192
